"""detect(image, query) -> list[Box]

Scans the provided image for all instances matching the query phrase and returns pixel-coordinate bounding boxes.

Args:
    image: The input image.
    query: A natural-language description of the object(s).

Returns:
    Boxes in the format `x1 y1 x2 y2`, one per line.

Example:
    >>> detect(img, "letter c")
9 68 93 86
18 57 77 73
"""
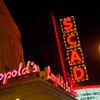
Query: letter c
67 33 77 45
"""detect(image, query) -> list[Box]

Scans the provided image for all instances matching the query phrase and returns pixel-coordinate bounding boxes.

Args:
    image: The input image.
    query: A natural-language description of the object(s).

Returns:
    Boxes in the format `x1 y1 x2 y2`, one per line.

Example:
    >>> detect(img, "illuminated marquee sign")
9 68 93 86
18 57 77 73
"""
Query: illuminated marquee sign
73 85 100 100
60 16 88 82
44 66 77 96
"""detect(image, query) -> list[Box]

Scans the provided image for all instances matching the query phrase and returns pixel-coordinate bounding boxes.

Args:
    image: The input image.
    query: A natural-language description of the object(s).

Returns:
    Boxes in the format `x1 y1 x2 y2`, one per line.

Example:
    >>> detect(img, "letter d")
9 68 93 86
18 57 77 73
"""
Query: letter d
73 67 85 81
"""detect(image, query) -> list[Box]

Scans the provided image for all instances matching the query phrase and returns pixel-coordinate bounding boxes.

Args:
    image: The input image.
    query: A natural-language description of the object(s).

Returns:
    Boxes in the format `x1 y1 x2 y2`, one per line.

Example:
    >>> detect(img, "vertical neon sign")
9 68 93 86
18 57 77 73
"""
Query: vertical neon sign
51 12 68 82
60 16 88 82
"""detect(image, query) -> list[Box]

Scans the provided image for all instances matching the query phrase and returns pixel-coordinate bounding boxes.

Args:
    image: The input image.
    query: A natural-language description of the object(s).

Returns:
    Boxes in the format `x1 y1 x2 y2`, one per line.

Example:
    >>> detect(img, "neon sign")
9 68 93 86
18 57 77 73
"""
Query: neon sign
0 61 77 96
44 66 77 97
0 61 38 84
60 16 88 82
73 85 100 100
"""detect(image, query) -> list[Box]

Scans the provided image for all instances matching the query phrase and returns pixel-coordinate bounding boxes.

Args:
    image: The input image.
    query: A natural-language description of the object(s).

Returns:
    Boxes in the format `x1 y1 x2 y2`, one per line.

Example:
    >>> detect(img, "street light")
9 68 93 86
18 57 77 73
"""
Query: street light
99 45 100 51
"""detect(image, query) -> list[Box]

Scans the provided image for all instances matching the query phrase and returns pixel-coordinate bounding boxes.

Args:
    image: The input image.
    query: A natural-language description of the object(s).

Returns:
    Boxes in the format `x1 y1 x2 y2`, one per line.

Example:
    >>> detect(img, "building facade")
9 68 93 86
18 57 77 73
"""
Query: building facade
0 0 25 73
0 0 77 100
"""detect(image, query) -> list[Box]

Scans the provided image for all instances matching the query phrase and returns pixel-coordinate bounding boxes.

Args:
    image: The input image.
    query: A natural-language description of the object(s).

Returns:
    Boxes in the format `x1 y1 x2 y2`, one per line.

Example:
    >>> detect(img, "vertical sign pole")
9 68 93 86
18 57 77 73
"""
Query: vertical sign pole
51 12 68 82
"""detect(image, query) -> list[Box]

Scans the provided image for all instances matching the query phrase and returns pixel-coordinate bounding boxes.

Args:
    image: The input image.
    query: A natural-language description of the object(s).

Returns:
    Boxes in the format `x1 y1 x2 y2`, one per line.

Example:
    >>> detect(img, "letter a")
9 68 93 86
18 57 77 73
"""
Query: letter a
71 50 82 63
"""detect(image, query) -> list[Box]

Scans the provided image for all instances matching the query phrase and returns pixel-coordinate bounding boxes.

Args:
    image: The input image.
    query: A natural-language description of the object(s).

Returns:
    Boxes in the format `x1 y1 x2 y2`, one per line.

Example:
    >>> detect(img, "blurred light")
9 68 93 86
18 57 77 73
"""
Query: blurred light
16 98 20 100
99 45 100 50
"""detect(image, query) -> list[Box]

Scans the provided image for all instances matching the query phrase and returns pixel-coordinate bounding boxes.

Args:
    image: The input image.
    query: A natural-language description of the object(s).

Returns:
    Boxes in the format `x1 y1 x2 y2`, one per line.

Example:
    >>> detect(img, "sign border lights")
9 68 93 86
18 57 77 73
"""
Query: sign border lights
63 31 81 49
60 16 77 33
60 16 89 83
67 47 85 66
70 64 88 82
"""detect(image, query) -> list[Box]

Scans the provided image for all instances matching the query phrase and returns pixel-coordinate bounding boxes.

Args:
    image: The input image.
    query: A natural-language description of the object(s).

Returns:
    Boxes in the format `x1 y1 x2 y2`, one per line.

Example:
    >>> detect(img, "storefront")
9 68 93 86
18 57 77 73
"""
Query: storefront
0 62 77 100
0 1 77 100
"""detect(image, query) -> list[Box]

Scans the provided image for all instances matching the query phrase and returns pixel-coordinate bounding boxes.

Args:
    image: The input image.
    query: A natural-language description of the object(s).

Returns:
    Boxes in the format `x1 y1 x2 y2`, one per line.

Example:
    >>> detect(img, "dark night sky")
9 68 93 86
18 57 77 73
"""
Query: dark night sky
4 0 100 86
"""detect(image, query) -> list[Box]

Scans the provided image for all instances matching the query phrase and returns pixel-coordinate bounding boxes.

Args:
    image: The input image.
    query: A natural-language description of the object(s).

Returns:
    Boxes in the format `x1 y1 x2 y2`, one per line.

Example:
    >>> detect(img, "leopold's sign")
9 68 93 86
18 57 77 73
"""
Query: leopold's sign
0 61 39 84
0 61 77 96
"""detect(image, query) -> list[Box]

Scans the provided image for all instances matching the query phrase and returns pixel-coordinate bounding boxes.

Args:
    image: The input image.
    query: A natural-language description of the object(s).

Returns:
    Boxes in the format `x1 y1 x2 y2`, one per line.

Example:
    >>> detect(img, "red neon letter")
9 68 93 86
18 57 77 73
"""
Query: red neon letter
67 33 77 45
33 65 37 72
3 73 7 84
18 63 22 76
73 67 85 80
63 17 73 30
22 61 31 75
12 70 18 77
47 66 51 80
71 50 82 63
0 74 3 80
6 72 12 79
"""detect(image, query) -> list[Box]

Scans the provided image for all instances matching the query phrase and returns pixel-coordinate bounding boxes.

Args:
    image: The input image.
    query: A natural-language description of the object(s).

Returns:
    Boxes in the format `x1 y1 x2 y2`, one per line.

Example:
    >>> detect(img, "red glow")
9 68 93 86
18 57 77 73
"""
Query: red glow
67 33 77 45
51 12 67 82
0 74 3 80
63 17 73 30
71 50 82 63
33 65 37 72
73 67 85 81
46 66 77 96
73 85 100 90
6 72 12 79
68 75 75 87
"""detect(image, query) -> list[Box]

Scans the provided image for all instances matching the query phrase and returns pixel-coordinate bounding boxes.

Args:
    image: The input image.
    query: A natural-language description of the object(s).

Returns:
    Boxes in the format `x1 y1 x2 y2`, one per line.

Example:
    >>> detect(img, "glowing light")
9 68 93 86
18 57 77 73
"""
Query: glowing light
99 45 100 50
70 65 88 82
46 66 77 96
73 67 85 81
0 61 38 84
67 33 77 45
0 74 3 80
71 50 82 64
12 70 17 77
51 12 67 82
18 63 22 76
67 47 85 66
63 17 73 30
16 98 20 100
59 15 88 83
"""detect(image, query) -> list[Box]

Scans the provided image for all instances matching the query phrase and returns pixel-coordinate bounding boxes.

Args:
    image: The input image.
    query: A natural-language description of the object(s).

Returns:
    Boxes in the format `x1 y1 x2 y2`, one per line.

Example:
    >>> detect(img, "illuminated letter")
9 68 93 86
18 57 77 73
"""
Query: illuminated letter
33 65 37 72
67 33 77 45
31 62 37 72
73 67 85 80
0 74 3 81
63 17 73 30
71 50 82 63
12 70 18 77
66 82 70 92
45 66 51 80
18 63 22 76
22 61 31 75
6 72 12 79
3 73 7 84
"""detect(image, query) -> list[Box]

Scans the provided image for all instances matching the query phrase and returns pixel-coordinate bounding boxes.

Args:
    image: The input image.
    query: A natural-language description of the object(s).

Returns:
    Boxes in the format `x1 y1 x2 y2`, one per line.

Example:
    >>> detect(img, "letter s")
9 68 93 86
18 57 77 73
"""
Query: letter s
63 17 73 30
